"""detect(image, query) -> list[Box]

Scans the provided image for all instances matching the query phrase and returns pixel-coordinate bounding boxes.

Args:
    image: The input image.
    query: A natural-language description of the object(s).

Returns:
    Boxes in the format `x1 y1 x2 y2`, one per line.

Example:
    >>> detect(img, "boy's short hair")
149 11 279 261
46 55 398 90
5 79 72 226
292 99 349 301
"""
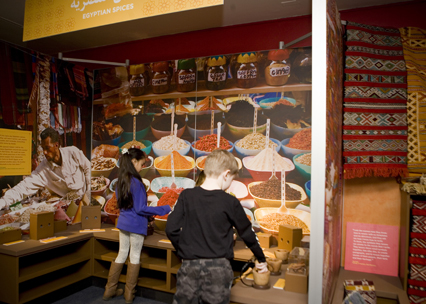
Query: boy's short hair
204 149 239 178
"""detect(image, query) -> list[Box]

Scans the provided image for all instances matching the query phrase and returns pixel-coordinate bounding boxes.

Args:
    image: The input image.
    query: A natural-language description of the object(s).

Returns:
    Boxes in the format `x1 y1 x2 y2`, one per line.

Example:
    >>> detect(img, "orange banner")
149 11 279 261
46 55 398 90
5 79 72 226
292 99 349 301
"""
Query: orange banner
23 0 223 41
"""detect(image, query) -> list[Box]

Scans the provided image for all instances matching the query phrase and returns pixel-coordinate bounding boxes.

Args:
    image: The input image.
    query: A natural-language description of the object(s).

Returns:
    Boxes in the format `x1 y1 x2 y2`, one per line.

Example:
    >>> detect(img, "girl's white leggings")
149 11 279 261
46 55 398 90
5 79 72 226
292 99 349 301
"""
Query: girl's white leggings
115 230 145 264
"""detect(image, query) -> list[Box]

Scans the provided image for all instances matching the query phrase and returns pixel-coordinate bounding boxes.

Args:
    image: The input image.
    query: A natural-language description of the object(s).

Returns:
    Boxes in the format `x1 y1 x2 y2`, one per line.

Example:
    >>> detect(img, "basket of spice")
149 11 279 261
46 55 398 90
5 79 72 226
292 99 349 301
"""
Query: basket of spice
242 148 294 181
280 128 311 158
234 133 281 157
254 207 311 236
154 151 195 177
191 134 233 158
248 178 308 208
150 189 182 230
293 153 311 181
152 135 191 157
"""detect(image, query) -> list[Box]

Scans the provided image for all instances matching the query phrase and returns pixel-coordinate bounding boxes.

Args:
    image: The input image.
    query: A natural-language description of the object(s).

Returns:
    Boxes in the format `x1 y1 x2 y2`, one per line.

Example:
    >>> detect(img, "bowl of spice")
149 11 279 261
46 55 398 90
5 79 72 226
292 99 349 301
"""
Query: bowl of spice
117 156 153 178
152 136 191 157
91 157 117 178
280 136 311 159
151 114 186 140
248 179 308 208
104 193 120 223
254 207 311 236
225 100 268 138
196 155 242 172
90 176 110 196
109 178 150 193
119 114 153 142
191 134 233 158
242 148 294 181
305 180 311 200
118 140 153 156
154 151 195 177
293 153 311 181
259 97 296 109
234 133 281 158
151 189 181 231
150 176 195 199
187 113 226 139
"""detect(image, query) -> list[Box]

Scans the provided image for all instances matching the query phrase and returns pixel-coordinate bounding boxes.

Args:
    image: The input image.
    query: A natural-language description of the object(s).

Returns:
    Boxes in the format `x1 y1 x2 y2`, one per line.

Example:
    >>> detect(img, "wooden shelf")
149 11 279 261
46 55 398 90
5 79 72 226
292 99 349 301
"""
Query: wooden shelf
19 254 90 283
94 270 170 293
94 251 118 262
141 256 167 272
93 81 311 104
170 264 181 274
18 261 91 303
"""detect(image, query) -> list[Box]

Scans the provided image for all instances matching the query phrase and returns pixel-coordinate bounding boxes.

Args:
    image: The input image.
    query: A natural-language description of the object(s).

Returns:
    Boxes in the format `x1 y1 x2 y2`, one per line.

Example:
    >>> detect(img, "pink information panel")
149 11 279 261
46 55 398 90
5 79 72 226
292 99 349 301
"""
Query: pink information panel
344 222 399 277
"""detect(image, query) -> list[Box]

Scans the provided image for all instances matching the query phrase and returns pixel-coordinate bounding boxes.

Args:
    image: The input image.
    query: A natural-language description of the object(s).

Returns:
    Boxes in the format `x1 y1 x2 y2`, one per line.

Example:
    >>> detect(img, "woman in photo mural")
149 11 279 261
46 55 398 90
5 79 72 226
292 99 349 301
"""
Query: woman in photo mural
103 148 171 303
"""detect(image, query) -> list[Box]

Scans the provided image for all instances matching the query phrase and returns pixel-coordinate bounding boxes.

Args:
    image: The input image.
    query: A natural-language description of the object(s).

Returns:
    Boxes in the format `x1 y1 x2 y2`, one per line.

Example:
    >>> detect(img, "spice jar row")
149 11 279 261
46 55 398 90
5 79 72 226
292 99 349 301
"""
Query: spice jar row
126 49 311 96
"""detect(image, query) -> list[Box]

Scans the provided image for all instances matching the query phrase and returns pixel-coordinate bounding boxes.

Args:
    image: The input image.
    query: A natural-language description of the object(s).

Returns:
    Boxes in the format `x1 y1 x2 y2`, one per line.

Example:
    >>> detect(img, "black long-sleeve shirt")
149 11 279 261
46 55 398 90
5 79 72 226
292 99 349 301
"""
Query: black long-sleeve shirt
165 187 266 263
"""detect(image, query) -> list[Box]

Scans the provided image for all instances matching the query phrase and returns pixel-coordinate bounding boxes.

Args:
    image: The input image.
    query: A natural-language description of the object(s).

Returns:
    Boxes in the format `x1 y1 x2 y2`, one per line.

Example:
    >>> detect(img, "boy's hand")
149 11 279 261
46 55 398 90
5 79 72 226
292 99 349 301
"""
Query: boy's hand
256 262 269 273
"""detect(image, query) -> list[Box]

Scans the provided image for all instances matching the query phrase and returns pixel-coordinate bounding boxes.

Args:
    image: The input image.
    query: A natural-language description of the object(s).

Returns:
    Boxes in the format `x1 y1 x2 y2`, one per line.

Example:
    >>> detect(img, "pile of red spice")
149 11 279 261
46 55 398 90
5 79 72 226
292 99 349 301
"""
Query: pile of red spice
158 187 184 194
193 134 231 152
156 189 180 219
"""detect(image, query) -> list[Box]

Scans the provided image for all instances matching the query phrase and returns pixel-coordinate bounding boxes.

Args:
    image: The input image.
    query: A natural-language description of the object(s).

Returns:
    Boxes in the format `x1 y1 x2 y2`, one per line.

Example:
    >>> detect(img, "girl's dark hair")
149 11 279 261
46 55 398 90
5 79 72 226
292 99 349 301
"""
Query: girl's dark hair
117 148 146 210
195 171 206 187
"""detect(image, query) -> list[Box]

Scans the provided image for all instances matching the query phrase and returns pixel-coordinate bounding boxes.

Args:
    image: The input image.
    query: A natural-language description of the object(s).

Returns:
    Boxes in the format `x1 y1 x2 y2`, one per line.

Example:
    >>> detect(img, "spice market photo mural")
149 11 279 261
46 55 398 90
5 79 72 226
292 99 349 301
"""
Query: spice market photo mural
90 48 313 246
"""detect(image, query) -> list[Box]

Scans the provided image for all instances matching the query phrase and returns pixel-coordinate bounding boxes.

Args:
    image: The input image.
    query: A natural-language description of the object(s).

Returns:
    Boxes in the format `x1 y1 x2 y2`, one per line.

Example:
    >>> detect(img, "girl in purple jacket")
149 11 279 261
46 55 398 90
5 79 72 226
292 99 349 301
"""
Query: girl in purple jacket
103 148 171 303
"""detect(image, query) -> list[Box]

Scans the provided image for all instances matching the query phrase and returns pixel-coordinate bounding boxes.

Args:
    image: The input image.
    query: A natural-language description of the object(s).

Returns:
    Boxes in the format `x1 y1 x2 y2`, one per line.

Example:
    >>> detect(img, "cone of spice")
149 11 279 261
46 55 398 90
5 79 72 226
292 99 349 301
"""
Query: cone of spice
156 151 192 169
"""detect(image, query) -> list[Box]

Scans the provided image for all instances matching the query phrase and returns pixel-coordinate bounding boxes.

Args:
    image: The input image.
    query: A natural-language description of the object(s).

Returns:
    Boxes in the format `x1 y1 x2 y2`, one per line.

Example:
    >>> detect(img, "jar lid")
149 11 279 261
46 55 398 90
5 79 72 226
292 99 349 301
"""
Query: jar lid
152 61 169 72
268 49 290 61
207 56 226 66
177 58 196 70
237 52 257 63
129 64 145 75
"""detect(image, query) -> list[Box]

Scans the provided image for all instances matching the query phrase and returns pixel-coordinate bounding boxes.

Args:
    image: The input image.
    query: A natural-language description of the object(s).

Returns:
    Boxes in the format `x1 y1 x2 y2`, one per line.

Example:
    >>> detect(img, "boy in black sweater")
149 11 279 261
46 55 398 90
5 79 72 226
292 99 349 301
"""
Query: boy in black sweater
166 149 267 304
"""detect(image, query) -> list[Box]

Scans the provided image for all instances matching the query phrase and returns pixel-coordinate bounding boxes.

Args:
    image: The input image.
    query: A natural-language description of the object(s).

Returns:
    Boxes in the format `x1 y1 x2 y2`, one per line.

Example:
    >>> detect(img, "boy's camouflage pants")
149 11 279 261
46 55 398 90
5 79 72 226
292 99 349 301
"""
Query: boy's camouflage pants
172 258 234 304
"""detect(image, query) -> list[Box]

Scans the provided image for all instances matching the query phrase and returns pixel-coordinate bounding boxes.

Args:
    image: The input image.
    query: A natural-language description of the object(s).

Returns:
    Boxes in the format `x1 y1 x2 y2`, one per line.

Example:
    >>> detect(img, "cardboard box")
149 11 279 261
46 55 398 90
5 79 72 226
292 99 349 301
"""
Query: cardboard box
30 211 54 240
257 232 272 248
0 227 22 244
278 224 303 251
284 268 309 294
54 220 68 233
81 205 101 230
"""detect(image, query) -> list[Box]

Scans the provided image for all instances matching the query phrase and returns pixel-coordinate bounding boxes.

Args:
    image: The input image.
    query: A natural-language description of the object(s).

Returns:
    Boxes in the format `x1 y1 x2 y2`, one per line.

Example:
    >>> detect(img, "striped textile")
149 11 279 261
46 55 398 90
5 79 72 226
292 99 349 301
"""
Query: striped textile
343 22 408 179
399 28 426 173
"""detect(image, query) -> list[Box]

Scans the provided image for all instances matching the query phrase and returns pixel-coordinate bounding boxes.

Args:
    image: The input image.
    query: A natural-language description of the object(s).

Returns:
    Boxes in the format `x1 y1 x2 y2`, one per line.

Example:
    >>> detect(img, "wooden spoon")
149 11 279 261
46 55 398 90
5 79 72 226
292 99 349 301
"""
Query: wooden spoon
278 168 289 214
170 124 178 189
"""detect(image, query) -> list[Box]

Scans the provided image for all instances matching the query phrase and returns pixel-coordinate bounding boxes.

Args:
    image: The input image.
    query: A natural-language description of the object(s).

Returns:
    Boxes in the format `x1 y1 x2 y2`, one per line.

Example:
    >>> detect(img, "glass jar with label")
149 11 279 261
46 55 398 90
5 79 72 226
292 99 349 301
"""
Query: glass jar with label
204 56 227 91
265 49 291 86
129 64 146 96
236 52 257 88
151 61 170 94
176 59 196 92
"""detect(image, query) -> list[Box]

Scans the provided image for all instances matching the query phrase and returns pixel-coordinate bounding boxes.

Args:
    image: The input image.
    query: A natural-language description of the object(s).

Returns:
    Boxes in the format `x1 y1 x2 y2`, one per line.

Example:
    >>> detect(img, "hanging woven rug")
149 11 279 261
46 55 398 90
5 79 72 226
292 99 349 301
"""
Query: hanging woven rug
343 22 408 179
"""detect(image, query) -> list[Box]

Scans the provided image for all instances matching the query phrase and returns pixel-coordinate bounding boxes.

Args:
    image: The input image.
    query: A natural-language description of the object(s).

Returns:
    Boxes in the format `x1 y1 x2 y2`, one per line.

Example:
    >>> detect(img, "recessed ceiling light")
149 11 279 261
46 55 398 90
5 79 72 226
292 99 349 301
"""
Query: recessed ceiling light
281 0 296 3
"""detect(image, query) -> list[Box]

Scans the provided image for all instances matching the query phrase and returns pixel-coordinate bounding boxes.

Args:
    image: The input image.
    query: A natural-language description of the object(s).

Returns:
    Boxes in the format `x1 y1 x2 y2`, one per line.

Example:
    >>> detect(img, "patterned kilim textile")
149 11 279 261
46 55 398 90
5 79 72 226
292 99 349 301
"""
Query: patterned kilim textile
399 28 426 173
409 198 426 303
343 22 408 179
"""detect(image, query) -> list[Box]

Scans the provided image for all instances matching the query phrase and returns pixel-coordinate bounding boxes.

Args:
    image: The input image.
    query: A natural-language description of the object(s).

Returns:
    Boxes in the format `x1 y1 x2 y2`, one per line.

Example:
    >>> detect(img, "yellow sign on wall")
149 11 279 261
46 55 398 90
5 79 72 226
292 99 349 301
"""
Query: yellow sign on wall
23 0 224 41
0 129 32 176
